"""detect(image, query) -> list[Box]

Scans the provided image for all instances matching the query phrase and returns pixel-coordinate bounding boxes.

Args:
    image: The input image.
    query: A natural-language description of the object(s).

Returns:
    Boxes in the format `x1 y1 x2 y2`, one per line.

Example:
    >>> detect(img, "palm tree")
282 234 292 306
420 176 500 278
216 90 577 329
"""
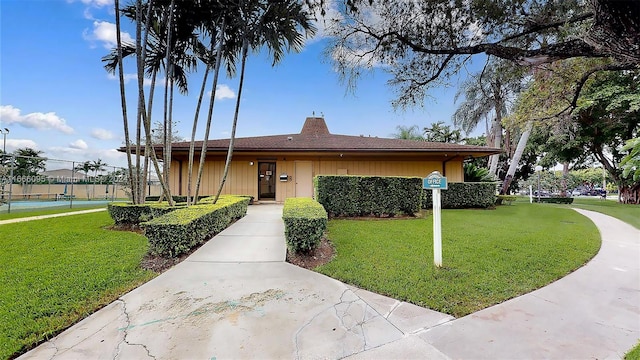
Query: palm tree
391 125 423 140
212 0 316 203
74 161 93 200
423 121 463 143
91 159 107 199
453 60 523 176
106 0 204 205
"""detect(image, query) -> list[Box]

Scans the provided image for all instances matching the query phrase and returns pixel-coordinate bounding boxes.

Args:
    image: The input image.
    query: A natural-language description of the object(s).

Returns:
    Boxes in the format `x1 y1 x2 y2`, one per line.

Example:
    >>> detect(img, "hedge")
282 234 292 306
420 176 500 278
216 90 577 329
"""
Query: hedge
142 195 250 257
422 182 496 209
495 195 517 205
534 197 574 204
282 197 328 254
315 175 422 217
107 202 183 225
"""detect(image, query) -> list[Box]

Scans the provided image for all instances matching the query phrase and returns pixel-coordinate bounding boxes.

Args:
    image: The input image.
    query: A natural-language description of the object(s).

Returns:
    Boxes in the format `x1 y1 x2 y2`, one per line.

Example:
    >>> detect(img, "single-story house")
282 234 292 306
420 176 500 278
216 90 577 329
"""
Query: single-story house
150 117 500 202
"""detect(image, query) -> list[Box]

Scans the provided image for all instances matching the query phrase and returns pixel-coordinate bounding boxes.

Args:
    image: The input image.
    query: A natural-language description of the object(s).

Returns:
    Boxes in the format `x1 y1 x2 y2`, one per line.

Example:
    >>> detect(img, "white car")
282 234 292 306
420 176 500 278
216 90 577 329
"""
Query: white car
571 189 581 196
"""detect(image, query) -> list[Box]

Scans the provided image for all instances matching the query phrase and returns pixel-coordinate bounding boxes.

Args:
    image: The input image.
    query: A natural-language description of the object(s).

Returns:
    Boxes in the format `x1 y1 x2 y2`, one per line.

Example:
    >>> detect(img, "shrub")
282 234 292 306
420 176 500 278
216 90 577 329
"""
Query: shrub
283 197 327 253
534 197 574 204
107 202 182 225
422 182 496 209
316 175 422 217
142 196 250 257
496 195 517 205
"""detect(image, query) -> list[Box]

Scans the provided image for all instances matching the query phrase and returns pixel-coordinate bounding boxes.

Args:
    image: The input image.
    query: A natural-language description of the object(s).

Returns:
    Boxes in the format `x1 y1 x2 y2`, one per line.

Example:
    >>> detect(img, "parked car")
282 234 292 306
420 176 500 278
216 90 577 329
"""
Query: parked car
533 190 551 197
571 189 581 196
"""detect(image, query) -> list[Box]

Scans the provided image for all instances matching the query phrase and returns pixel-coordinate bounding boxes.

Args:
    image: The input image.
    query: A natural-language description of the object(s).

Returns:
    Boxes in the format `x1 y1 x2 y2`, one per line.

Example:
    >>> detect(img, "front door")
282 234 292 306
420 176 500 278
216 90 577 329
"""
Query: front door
295 161 313 197
258 162 276 200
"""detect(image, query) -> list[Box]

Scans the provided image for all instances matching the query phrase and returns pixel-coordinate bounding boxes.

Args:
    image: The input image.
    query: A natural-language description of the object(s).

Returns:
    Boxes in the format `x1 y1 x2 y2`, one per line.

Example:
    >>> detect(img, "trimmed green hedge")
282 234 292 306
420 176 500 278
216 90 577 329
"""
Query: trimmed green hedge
534 197 574 204
496 195 517 205
142 196 250 257
422 182 496 209
316 175 422 217
283 197 328 254
107 202 183 225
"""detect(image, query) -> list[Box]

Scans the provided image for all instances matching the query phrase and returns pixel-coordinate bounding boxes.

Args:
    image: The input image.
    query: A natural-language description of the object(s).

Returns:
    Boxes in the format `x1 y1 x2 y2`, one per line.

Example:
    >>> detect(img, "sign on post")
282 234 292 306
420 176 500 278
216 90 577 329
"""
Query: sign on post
423 171 447 267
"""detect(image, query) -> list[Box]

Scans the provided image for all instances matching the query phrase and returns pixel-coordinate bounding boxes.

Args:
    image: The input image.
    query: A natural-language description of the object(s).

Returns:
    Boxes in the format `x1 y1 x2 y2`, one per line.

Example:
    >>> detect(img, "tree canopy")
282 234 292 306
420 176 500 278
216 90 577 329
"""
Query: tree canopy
324 0 640 108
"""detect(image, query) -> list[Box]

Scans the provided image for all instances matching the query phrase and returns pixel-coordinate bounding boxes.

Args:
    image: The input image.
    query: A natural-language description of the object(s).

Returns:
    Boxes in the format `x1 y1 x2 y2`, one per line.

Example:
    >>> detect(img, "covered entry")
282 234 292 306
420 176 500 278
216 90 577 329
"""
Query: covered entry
258 162 276 200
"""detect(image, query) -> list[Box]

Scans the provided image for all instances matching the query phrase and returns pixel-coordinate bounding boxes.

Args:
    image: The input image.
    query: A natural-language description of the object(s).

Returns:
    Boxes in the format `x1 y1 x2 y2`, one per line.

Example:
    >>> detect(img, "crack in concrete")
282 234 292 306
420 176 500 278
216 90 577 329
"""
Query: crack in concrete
295 288 409 359
332 290 368 352
45 339 59 360
116 298 157 360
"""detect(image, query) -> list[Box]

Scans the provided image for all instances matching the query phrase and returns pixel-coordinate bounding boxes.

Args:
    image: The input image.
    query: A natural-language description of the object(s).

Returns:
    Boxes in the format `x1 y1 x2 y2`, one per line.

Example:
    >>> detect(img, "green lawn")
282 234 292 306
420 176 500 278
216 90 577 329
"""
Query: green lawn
317 203 601 317
570 197 640 229
0 211 155 359
627 341 640 360
0 204 109 221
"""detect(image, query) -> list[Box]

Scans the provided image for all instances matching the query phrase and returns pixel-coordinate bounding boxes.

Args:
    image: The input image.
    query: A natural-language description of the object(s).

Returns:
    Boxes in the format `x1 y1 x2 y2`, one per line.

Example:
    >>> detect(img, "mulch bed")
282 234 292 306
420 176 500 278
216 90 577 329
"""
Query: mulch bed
286 237 336 270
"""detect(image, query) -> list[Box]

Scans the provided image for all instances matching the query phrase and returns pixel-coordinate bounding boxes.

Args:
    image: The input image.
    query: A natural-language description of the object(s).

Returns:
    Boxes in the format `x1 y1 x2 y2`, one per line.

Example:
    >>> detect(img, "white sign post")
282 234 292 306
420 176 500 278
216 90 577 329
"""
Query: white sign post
423 171 448 267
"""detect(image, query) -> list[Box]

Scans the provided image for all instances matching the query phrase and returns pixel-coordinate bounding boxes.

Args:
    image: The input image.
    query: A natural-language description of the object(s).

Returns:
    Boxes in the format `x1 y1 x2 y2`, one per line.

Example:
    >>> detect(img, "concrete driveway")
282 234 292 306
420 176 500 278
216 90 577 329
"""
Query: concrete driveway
18 205 640 359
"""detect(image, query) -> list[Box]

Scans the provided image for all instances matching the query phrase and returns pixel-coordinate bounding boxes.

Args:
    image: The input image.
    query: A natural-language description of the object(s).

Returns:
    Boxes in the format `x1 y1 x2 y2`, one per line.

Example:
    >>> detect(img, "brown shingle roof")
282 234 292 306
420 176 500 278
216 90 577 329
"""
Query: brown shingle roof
166 117 501 157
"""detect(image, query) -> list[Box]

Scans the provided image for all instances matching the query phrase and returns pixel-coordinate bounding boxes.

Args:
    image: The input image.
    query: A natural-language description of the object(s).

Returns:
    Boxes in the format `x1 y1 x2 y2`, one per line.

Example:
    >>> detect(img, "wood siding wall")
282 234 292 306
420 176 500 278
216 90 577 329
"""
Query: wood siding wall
170 155 464 203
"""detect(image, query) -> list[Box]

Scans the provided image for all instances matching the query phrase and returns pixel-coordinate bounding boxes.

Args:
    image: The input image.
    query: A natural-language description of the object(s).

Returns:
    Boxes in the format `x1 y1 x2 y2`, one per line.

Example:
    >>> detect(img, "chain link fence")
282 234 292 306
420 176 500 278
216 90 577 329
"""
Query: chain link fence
0 154 161 213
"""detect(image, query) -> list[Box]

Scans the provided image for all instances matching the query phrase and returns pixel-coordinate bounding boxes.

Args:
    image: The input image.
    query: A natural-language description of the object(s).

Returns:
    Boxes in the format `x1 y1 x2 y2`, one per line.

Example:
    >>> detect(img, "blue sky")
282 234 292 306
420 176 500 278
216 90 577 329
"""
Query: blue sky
1 0 480 168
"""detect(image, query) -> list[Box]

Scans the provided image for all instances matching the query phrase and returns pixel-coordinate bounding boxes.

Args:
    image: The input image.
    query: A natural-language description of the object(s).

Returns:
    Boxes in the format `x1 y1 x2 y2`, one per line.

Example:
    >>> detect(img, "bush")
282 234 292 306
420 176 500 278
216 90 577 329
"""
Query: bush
316 175 422 217
422 182 496 209
283 197 327 253
107 202 182 225
534 197 574 204
496 195 517 205
142 196 250 257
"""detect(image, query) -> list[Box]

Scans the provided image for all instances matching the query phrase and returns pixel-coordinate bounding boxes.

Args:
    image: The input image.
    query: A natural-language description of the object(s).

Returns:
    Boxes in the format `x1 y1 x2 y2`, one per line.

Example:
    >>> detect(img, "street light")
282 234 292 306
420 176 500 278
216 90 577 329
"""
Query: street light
0 128 8 154
535 165 543 203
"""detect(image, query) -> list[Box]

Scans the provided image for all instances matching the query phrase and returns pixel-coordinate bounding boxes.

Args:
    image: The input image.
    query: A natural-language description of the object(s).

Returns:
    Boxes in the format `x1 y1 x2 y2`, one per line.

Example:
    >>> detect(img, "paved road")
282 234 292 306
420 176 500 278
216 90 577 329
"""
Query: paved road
17 205 640 359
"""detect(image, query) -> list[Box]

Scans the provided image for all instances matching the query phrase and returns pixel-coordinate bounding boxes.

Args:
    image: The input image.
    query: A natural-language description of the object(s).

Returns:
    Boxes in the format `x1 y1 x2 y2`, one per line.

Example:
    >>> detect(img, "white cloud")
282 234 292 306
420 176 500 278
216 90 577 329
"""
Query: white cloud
207 84 236 100
3 139 39 153
91 128 115 140
47 146 127 168
69 139 89 150
306 0 344 44
0 105 74 134
67 0 113 7
83 21 133 49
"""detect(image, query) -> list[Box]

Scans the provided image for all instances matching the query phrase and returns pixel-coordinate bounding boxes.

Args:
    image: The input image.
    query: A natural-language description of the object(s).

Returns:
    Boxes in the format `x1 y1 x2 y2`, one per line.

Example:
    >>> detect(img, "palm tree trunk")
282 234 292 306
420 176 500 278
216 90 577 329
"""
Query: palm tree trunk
500 121 533 194
214 39 249 203
141 69 158 202
488 117 502 177
186 41 214 206
194 19 227 203
114 0 136 203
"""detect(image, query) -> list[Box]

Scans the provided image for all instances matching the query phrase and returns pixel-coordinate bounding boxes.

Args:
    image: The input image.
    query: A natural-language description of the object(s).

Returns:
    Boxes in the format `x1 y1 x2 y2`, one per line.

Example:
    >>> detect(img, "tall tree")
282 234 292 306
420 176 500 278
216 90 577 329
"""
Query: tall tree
453 60 523 176
213 0 316 203
326 0 640 110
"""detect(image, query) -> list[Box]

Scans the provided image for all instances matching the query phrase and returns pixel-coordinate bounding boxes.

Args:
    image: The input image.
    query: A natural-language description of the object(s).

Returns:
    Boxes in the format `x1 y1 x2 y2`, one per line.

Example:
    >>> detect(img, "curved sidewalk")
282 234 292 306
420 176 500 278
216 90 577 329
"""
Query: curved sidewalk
417 208 640 359
18 206 640 359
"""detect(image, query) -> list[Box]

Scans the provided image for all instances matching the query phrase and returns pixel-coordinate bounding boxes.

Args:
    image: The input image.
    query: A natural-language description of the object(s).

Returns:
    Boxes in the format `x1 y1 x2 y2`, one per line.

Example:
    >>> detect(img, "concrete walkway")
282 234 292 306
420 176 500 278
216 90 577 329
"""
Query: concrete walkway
0 208 106 225
17 206 640 359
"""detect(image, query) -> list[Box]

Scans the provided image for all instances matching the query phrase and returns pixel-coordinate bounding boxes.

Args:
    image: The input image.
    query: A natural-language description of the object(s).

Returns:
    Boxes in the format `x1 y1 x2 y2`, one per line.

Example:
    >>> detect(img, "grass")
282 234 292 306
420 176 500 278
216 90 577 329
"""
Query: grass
626 341 640 360
317 203 601 317
0 211 155 359
569 197 640 230
0 204 110 221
